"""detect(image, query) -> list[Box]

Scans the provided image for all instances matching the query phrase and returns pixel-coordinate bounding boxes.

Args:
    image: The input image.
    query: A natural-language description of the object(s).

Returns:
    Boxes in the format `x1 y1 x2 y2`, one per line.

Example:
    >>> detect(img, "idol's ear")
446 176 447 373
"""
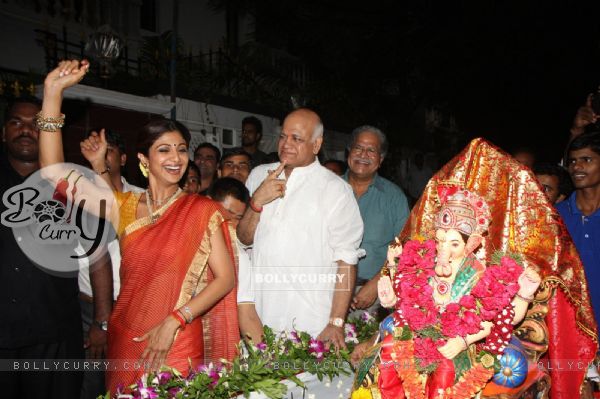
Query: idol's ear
465 234 483 256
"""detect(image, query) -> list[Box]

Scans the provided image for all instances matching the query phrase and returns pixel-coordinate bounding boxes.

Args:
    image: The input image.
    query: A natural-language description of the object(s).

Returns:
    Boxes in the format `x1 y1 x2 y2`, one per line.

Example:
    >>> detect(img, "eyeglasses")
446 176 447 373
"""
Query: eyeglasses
350 144 380 157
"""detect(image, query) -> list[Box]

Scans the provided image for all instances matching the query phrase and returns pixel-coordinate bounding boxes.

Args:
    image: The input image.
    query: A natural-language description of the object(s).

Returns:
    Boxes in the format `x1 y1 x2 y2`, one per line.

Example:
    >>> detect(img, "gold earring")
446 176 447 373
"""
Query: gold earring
139 161 149 178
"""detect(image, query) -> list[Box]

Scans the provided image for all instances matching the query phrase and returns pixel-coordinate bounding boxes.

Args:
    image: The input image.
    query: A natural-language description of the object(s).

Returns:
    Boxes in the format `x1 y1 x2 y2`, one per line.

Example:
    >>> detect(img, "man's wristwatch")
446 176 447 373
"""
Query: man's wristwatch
93 320 108 331
329 317 344 328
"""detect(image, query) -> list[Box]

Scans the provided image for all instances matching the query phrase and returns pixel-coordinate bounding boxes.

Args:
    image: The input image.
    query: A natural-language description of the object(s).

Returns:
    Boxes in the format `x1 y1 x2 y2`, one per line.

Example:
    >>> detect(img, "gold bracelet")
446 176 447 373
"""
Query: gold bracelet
35 112 65 132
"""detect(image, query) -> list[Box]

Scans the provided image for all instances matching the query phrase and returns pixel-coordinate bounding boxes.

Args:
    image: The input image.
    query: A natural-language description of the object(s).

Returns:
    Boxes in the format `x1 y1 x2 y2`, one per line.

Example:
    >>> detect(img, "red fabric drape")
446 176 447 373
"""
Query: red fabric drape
399 138 597 397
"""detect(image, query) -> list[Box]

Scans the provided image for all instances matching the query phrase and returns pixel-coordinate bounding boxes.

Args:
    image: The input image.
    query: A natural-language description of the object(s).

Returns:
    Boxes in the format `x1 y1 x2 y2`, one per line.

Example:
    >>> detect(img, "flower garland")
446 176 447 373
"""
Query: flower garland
108 312 380 399
390 339 426 399
389 239 523 397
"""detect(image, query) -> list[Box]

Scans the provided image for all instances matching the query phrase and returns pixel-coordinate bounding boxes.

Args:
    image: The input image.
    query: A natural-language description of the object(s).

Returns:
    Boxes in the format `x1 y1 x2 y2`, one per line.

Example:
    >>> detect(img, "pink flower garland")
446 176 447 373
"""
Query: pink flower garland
392 240 523 368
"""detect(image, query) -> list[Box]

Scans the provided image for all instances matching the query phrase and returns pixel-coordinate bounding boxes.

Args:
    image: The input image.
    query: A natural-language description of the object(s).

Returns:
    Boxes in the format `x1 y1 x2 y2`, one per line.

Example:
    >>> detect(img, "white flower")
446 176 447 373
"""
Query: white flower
346 337 359 344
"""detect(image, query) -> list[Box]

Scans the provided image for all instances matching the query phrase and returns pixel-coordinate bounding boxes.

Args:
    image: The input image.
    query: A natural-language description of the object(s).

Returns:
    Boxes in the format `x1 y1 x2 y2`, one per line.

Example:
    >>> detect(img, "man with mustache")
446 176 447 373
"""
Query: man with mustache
556 131 600 325
344 126 409 311
0 97 83 398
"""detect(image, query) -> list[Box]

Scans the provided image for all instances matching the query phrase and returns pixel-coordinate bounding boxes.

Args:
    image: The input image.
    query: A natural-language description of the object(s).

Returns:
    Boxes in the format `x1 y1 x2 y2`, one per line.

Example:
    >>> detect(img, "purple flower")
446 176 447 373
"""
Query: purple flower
158 371 172 385
344 324 359 344
360 311 375 322
256 341 267 351
138 386 159 399
290 330 301 344
308 338 325 360
116 383 125 395
167 387 182 397
132 379 146 399
196 363 221 386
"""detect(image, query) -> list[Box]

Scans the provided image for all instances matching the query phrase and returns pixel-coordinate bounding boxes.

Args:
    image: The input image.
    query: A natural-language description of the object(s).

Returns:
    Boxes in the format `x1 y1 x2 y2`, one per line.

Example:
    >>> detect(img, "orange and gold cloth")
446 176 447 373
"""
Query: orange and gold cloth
106 193 239 393
398 138 597 398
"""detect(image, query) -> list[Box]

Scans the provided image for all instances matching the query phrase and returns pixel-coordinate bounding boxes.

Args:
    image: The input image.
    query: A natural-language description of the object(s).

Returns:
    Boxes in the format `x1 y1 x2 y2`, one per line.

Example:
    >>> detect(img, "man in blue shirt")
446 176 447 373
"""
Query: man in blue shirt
556 131 600 325
343 126 409 310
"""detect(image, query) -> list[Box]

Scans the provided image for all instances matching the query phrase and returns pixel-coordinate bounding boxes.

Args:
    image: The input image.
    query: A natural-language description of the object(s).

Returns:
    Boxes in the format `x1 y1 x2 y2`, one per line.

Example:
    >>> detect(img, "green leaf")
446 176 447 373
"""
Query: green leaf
416 325 444 340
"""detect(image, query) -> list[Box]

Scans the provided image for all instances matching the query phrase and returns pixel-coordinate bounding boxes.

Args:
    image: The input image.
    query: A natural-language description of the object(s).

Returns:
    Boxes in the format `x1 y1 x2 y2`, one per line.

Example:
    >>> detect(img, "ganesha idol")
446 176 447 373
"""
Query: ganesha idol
352 189 541 399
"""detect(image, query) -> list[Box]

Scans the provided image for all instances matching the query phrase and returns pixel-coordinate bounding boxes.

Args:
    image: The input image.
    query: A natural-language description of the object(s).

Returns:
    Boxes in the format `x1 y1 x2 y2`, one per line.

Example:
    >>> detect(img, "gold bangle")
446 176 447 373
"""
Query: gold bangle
35 112 65 132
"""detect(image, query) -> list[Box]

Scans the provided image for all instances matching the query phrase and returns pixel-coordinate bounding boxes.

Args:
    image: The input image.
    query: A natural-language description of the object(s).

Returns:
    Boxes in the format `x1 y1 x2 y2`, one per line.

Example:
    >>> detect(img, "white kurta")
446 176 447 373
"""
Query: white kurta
236 239 254 304
246 159 364 336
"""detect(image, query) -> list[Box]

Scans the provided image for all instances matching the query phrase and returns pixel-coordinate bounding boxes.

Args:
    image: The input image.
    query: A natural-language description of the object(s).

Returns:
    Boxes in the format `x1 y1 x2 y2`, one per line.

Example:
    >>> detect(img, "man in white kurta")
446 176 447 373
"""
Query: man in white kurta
238 108 364 348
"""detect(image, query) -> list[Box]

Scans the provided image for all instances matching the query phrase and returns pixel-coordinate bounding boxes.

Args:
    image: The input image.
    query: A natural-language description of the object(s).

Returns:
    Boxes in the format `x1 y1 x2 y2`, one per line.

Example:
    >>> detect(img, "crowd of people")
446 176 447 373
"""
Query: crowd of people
1 59 599 399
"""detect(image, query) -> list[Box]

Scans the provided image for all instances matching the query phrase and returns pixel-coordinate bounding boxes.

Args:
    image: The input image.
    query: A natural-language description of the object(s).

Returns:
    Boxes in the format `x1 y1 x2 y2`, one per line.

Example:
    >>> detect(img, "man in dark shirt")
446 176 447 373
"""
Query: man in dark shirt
0 97 83 398
241 116 270 166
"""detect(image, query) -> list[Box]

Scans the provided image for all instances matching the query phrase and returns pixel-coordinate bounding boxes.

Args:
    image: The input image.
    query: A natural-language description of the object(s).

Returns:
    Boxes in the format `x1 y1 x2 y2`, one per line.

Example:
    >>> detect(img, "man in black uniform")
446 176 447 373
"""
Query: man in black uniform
0 97 83 398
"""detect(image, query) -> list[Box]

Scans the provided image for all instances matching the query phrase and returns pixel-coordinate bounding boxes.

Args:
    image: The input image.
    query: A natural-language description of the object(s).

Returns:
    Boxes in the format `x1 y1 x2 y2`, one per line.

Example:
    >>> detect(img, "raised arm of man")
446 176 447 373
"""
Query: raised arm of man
237 162 286 245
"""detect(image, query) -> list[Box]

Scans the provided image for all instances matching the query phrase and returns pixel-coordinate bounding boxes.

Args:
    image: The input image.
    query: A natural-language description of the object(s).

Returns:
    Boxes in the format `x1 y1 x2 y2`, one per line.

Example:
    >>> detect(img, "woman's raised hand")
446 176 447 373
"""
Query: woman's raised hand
44 59 90 96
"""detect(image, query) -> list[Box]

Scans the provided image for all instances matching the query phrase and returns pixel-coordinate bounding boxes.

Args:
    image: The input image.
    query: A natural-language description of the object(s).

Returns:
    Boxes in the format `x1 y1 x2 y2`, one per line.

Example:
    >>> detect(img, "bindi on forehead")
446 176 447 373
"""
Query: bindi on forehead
158 142 186 147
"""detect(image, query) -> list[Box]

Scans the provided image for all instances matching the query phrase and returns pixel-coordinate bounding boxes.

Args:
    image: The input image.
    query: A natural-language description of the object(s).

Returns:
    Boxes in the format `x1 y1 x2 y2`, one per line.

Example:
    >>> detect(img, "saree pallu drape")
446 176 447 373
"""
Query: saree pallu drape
106 193 239 393
399 138 597 398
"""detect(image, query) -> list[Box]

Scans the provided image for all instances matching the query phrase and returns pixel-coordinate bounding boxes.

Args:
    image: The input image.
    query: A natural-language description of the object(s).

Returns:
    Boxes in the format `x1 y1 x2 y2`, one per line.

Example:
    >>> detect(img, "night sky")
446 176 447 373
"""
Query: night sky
253 1 600 162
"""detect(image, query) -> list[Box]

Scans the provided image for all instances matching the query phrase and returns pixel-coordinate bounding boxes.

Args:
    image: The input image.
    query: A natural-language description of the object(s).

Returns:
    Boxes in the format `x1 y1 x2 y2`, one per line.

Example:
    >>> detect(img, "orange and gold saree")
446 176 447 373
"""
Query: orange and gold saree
106 193 239 393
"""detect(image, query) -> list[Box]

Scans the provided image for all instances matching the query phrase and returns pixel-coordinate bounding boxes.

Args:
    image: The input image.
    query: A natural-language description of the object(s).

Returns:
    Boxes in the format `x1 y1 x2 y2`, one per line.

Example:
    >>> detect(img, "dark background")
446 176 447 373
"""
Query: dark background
249 0 600 162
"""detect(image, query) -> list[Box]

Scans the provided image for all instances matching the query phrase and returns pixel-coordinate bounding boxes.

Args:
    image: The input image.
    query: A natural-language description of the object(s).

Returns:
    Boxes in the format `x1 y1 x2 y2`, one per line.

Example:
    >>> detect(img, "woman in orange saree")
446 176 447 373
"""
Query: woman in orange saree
106 191 239 393
38 60 239 395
